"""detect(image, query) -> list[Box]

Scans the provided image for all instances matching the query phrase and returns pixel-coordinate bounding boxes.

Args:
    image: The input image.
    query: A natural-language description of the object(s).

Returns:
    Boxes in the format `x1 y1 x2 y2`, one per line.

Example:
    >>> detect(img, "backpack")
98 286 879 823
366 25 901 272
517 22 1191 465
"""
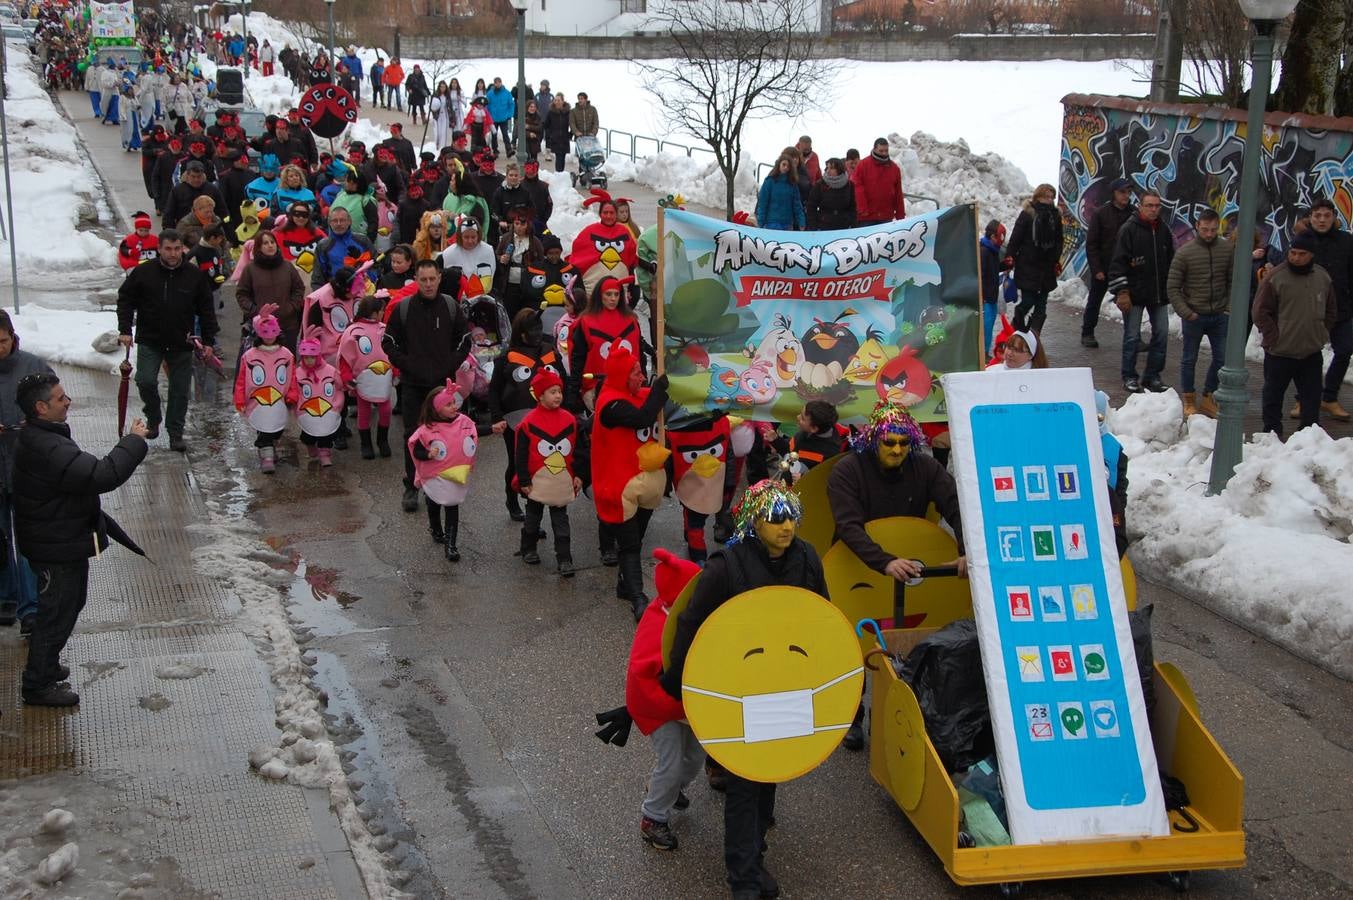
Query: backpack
1032 204 1061 253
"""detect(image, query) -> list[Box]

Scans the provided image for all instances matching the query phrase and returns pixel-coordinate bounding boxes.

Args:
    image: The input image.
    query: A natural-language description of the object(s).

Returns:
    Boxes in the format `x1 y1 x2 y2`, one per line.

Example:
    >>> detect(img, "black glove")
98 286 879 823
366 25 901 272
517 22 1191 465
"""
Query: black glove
650 373 669 394
594 706 633 747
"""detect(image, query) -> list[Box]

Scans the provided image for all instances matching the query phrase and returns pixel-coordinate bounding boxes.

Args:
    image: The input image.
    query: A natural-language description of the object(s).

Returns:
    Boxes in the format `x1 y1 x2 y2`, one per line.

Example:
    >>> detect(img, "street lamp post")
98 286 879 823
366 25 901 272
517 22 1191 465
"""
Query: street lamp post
1207 0 1298 494
325 0 336 77
240 0 249 74
509 0 528 159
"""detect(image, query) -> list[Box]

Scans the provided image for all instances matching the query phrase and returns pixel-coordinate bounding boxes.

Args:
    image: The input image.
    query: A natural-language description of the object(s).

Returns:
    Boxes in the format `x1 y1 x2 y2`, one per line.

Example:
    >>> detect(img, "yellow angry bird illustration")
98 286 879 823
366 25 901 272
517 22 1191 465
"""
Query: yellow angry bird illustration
681 586 864 783
843 326 894 385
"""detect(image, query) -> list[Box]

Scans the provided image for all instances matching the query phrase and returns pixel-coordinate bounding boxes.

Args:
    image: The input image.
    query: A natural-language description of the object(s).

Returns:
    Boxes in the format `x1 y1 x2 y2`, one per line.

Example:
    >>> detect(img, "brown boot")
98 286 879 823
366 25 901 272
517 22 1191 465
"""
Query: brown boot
1321 399 1352 420
1199 393 1220 418
1182 391 1198 417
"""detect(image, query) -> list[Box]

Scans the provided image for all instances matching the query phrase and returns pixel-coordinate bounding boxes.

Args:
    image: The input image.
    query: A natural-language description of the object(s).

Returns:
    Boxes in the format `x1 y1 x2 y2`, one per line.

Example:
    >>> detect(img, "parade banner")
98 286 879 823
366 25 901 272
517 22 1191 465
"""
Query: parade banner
658 206 982 427
944 368 1168 845
90 1 135 42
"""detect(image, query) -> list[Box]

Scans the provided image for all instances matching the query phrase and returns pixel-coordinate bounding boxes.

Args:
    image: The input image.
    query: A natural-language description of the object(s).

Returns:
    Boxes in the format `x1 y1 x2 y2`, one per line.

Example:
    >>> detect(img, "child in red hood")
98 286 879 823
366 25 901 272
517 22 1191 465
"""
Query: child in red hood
118 212 159 269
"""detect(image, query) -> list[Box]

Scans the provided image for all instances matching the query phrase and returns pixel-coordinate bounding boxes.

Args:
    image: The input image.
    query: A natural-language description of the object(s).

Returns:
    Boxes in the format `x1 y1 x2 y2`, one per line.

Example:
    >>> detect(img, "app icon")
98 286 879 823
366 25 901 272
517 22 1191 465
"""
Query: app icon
1023 466 1049 501
997 526 1025 562
1054 465 1080 500
1038 585 1066 622
1008 586 1033 620
1080 644 1109 681
1071 584 1097 620
1049 645 1076 681
1031 526 1057 561
1026 703 1054 742
1058 702 1087 740
1061 523 1089 560
1090 700 1120 738
992 466 1017 502
1015 646 1044 682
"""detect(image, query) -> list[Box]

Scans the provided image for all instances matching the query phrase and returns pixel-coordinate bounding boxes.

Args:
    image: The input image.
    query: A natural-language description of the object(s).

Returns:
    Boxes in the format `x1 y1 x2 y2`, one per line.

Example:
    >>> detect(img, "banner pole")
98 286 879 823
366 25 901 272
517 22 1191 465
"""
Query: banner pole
655 205 666 376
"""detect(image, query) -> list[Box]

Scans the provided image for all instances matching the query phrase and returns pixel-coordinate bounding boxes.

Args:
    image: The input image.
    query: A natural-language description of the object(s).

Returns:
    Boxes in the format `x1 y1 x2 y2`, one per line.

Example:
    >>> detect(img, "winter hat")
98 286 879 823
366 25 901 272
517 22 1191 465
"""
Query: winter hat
298 337 322 358
540 233 562 253
531 368 563 399
260 153 280 174
1292 231 1318 252
652 548 700 610
523 160 539 175
1110 177 1132 192
133 212 152 230
252 302 282 341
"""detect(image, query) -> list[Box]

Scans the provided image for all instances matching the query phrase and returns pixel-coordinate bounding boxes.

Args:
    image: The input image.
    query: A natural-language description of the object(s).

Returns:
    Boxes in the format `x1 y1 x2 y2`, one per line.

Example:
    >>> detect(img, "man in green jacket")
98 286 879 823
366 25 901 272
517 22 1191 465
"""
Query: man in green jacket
1252 232 1339 436
1166 209 1233 418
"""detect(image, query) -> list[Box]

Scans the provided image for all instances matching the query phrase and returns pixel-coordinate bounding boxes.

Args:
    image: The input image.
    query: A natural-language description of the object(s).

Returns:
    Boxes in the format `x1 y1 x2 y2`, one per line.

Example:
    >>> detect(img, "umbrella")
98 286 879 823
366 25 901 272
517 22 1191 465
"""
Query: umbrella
101 513 151 563
187 333 224 376
117 345 132 437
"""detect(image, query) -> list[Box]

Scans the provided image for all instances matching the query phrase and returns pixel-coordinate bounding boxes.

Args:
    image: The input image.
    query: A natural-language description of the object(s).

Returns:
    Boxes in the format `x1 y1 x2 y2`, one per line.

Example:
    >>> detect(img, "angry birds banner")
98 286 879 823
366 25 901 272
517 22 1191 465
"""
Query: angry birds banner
658 206 982 426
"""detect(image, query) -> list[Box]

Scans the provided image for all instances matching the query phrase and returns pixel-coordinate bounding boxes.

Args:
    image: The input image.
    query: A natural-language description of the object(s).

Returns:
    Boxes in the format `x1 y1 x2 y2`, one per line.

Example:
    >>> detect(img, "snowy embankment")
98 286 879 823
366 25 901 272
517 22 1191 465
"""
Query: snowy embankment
0 42 116 275
1111 392 1353 678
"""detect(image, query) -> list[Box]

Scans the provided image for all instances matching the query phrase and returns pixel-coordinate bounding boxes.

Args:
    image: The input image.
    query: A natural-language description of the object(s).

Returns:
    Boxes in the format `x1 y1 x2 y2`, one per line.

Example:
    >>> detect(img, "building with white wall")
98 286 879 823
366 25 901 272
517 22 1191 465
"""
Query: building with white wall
522 0 826 38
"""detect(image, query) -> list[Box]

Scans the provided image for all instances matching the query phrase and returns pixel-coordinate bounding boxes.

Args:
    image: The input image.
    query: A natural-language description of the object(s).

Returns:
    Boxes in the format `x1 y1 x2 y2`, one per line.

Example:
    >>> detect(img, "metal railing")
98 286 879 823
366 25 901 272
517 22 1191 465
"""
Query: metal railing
598 126 716 165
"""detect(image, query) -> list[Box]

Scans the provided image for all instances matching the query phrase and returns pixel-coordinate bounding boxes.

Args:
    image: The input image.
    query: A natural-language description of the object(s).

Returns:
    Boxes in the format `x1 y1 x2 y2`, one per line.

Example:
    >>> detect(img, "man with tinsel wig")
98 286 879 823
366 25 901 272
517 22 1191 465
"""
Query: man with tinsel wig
661 468 827 900
826 401 966 750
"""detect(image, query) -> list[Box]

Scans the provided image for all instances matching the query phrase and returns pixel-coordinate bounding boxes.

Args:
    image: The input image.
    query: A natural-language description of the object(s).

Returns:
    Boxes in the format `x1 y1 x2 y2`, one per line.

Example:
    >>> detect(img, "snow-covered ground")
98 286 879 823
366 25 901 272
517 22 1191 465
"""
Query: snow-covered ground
1111 393 1353 678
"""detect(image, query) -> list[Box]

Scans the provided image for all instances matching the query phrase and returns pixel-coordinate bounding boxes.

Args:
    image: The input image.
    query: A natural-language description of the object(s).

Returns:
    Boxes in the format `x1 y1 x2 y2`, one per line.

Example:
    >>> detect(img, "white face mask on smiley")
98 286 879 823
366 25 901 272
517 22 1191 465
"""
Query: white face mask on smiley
684 666 863 744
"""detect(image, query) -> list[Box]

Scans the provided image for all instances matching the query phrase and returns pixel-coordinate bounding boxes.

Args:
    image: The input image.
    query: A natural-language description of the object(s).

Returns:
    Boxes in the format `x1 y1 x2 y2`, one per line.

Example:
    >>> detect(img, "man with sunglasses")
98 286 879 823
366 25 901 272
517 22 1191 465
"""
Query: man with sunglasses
827 402 965 750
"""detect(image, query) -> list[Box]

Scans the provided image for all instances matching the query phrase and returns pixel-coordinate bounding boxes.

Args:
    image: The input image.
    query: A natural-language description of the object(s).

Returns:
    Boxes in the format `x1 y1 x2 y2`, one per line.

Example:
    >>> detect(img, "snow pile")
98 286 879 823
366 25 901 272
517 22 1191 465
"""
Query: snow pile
1109 392 1353 677
189 484 411 899
893 131 1032 227
0 47 117 275
9 304 123 374
605 151 760 214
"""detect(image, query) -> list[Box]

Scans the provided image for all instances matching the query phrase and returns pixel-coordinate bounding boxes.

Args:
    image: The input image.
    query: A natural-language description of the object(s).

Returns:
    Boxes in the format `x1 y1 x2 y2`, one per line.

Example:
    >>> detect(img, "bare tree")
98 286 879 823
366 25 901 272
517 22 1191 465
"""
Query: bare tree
1164 0 1253 107
1275 0 1346 115
635 0 843 218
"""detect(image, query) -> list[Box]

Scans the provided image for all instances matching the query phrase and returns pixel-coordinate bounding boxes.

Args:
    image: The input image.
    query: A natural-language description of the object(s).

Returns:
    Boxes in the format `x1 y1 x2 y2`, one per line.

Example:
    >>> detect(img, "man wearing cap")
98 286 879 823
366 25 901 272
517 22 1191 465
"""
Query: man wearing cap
385 259 471 512
852 137 905 226
534 80 552 118
1082 178 1136 348
162 161 224 229
1253 232 1339 435
387 123 416 172
826 403 965 750
117 229 218 452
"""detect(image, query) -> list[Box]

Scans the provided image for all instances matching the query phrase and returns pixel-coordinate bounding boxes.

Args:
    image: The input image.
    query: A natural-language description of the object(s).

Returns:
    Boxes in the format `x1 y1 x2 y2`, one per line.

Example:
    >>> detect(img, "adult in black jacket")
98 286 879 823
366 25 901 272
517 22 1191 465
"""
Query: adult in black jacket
217 150 256 246
1081 178 1134 346
1307 198 1353 419
385 124 417 173
1108 190 1175 392
12 372 148 706
384 259 471 511
488 310 560 520
806 158 857 231
522 161 553 230
490 164 533 238
1004 183 1063 336
661 480 827 900
543 96 572 173
116 230 218 451
161 163 225 230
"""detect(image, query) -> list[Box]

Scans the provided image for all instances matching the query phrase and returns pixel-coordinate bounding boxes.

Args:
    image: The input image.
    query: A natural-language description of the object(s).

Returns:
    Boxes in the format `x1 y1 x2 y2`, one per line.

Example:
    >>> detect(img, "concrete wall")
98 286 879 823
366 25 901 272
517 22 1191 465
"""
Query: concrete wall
401 32 1153 62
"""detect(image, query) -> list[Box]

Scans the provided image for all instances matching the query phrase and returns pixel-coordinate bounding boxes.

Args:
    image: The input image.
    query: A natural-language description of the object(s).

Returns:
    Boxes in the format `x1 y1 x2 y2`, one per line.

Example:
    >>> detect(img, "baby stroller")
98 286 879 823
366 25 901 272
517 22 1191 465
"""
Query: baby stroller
573 135 608 192
461 293 512 433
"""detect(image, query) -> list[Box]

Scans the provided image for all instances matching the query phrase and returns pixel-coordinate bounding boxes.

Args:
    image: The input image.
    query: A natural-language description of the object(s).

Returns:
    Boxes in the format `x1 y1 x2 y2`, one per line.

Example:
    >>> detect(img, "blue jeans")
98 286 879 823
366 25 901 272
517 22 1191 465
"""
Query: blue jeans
0 496 37 621
1121 303 1169 381
983 301 997 355
1179 312 1228 394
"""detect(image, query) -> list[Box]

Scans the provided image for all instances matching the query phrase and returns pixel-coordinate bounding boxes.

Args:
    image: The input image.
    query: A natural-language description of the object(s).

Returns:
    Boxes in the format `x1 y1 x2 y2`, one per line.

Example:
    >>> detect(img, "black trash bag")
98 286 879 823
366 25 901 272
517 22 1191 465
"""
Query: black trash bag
1129 602 1155 718
898 619 994 773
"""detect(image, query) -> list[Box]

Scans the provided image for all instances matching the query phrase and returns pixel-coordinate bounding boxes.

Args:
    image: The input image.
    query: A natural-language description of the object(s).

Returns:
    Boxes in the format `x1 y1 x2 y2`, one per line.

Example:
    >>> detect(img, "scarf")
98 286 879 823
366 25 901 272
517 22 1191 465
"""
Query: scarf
254 248 283 269
822 170 850 190
871 148 890 163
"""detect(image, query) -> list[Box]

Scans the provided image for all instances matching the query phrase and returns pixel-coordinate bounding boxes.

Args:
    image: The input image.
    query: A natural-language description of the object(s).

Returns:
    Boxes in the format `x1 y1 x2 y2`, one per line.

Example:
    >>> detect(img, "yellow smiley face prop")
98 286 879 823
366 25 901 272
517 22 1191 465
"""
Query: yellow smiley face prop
823 517 969 650
681 586 864 783
791 453 844 557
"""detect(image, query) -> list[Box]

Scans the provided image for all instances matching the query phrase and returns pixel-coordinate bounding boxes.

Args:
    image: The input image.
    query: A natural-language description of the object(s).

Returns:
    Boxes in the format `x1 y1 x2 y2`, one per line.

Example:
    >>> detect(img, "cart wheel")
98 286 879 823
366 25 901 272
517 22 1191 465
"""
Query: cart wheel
998 883 1023 898
1167 871 1190 893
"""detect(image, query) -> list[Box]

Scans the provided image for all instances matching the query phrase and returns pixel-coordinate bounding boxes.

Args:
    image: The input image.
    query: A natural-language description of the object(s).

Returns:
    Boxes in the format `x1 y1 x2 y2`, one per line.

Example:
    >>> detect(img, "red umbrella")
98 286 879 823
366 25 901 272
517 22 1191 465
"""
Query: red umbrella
117 345 132 437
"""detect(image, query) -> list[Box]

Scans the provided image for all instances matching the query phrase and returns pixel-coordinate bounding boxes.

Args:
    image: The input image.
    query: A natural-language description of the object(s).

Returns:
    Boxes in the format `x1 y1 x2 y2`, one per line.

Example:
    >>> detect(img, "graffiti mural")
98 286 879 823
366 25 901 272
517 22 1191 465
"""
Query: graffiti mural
1059 94 1353 278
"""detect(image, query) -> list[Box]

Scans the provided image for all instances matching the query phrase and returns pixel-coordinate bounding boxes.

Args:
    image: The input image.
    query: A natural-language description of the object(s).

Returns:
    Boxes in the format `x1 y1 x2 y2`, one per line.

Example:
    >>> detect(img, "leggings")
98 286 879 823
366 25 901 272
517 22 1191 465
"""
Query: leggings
426 499 460 534
299 432 335 448
253 429 282 448
355 398 392 430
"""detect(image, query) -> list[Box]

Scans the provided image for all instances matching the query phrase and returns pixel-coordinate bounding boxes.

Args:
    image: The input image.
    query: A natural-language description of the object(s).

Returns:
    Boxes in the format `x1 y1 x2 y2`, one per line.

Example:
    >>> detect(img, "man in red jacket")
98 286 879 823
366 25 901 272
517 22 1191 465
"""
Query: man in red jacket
852 137 906 226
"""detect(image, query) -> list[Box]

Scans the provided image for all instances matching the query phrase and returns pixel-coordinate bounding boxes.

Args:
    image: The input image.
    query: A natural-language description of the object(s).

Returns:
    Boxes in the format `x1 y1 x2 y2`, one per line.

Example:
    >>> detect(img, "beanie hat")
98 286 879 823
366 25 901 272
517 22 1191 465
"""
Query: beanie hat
133 212 152 230
1292 231 1318 253
652 548 700 610
531 368 563 399
540 233 562 253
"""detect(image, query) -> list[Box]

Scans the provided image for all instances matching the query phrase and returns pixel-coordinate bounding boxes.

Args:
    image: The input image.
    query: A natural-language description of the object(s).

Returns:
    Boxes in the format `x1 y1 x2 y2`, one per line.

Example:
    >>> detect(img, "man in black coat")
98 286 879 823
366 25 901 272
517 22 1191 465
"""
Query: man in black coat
1306 197 1353 420
661 479 826 900
116 230 219 451
1081 178 1135 347
384 259 471 512
385 122 417 173
161 162 225 230
1109 190 1176 393
12 373 148 706
217 150 256 246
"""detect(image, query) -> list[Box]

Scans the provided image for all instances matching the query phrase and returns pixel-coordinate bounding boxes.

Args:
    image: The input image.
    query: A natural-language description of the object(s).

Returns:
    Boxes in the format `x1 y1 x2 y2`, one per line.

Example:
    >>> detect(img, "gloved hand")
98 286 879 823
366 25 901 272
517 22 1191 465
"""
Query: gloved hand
594 705 633 747
650 373 670 394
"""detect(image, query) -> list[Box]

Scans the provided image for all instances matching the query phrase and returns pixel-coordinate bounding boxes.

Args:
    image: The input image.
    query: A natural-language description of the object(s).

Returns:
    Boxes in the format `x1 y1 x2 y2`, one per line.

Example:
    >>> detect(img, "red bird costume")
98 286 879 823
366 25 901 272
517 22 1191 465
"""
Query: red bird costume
591 342 669 525
571 189 638 294
514 402 579 507
625 548 701 735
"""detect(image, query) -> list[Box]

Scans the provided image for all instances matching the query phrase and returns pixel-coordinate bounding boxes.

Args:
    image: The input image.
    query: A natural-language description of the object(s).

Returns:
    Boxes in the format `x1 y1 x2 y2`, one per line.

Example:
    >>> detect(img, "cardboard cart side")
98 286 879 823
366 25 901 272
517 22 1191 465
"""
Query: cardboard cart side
867 629 1245 887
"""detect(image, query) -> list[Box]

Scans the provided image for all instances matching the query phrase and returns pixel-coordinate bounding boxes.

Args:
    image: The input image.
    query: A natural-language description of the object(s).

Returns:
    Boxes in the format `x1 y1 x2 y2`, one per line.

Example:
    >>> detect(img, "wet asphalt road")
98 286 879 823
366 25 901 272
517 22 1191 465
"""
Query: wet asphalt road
60 89 1353 900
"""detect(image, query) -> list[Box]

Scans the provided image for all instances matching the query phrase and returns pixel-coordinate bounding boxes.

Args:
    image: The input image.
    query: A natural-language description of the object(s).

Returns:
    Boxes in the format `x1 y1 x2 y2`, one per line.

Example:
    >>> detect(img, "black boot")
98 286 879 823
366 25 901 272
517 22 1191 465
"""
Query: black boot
618 550 649 621
359 429 376 460
444 518 460 562
506 493 525 522
375 425 392 457
426 502 445 544
333 420 349 450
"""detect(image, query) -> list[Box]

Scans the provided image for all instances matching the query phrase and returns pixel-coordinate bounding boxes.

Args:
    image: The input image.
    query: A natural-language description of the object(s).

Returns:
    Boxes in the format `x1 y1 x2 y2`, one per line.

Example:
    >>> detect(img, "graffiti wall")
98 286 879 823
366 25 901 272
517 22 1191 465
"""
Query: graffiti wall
1059 94 1353 276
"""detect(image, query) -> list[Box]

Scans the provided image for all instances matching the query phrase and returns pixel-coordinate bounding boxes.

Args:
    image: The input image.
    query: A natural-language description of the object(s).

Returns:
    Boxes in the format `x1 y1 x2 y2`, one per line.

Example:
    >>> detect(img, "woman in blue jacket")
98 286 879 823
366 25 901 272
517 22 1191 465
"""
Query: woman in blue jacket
755 156 806 231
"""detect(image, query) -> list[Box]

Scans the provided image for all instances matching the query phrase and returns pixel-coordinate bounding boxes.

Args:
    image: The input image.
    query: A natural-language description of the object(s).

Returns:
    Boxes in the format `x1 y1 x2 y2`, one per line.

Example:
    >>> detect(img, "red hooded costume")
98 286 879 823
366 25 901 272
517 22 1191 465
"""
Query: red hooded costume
625 548 701 736
590 341 669 525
